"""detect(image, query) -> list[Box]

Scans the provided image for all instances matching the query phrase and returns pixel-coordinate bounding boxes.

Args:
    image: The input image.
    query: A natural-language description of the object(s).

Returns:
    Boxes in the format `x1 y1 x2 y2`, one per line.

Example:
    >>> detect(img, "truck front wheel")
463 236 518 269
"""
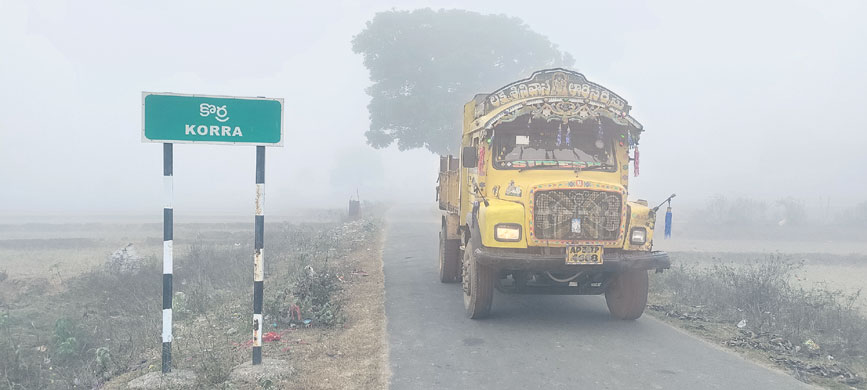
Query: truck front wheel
604 270 649 320
462 241 494 318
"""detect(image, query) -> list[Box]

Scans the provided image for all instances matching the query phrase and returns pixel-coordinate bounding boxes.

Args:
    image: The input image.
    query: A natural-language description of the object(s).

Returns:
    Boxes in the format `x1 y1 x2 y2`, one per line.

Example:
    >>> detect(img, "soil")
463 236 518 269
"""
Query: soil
646 303 866 389
281 233 390 389
126 369 197 389
229 358 295 388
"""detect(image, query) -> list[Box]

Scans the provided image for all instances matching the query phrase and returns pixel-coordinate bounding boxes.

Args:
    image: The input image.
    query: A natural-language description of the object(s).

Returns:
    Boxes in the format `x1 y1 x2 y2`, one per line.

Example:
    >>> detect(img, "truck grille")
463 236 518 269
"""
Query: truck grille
534 190 622 241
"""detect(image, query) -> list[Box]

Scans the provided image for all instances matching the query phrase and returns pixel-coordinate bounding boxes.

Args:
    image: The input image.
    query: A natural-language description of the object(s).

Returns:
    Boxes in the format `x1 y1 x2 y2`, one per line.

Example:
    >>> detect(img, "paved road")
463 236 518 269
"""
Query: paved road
383 205 811 390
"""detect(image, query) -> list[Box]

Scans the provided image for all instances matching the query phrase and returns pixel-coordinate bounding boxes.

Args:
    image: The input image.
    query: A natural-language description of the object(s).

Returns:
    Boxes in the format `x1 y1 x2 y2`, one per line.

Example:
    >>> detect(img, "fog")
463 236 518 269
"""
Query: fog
1 0 865 219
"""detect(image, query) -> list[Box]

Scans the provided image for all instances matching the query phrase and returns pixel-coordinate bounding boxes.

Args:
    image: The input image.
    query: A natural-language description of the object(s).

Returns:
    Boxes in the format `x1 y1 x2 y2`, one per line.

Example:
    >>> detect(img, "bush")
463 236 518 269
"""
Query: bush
697 195 808 228
291 265 344 327
654 255 867 357
266 225 347 328
263 219 383 329
837 201 867 227
775 197 806 226
0 216 379 388
53 318 82 363
703 195 771 226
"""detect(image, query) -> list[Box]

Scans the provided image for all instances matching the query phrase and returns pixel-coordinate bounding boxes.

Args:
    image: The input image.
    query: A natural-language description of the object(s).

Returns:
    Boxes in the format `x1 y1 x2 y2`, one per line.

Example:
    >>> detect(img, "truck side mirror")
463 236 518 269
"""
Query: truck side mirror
461 146 478 168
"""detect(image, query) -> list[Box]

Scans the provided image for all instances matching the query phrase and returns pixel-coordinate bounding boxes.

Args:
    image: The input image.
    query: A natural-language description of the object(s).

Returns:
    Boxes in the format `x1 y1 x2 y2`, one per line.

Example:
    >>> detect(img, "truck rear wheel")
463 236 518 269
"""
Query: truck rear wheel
462 241 494 318
604 270 649 320
439 228 461 283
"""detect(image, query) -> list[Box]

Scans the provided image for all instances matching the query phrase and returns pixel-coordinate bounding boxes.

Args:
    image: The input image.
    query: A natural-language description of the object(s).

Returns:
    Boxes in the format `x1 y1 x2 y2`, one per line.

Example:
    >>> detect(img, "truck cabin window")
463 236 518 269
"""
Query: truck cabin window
492 115 616 170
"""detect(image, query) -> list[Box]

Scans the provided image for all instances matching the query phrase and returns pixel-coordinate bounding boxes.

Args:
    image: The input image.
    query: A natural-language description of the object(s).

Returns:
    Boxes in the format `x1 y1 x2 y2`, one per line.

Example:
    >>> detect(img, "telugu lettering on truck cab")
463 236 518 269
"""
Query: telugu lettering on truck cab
437 68 671 319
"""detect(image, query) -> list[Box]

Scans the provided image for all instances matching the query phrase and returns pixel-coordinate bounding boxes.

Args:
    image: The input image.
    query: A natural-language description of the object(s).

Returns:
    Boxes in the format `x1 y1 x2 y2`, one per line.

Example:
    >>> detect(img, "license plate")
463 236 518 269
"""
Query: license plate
565 245 603 265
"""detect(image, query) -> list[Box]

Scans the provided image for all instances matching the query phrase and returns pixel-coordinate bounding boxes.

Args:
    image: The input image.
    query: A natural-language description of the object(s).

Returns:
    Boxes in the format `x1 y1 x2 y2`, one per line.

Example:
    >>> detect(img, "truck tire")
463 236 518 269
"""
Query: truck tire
604 270 649 320
439 229 461 283
462 241 494 318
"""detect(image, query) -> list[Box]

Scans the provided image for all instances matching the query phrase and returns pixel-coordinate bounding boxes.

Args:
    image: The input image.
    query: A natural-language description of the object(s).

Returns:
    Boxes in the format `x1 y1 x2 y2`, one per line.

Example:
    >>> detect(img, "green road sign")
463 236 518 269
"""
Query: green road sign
142 92 283 146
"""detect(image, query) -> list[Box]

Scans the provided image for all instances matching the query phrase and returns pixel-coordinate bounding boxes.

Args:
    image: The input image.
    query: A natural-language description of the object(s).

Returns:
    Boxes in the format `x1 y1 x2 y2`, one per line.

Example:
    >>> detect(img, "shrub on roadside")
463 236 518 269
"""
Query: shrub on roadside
291 264 344 327
652 255 867 357
53 318 82 363
266 224 347 328
0 216 378 388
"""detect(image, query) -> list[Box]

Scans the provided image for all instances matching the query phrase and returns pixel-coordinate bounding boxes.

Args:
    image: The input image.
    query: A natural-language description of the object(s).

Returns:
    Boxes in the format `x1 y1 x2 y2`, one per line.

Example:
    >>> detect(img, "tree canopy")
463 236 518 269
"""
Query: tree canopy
352 9 574 155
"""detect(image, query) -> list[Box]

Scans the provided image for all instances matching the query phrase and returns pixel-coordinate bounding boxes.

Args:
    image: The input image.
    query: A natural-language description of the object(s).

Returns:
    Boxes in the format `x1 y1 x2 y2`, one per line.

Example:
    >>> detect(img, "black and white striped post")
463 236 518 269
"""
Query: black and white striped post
162 143 174 373
252 145 265 365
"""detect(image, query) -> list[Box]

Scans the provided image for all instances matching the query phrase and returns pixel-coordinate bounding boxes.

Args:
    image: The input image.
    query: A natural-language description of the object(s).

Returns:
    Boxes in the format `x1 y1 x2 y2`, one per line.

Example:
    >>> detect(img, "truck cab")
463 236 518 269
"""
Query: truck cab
437 68 670 319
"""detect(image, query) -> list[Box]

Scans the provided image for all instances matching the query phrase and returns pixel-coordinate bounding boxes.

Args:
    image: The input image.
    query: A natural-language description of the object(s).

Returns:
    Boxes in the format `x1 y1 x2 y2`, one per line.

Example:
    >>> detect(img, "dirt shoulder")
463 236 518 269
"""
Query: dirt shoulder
283 229 390 389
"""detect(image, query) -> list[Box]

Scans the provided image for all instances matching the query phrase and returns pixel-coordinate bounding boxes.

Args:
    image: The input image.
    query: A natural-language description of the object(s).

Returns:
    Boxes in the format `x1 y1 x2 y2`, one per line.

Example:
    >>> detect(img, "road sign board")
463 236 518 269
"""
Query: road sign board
142 92 283 146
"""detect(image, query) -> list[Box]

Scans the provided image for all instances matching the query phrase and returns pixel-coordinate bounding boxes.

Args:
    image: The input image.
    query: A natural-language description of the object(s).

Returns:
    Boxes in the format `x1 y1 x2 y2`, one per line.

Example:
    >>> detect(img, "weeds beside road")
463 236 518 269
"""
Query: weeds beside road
0 216 386 389
650 254 866 389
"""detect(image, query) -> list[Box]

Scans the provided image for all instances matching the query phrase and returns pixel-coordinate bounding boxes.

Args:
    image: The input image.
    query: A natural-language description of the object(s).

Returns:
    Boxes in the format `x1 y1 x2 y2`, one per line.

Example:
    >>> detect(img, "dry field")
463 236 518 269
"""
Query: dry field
798 263 867 314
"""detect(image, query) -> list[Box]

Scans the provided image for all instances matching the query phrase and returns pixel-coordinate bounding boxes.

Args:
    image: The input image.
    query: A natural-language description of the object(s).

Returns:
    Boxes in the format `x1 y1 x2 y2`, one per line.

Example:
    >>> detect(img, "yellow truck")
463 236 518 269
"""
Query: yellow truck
437 68 670 319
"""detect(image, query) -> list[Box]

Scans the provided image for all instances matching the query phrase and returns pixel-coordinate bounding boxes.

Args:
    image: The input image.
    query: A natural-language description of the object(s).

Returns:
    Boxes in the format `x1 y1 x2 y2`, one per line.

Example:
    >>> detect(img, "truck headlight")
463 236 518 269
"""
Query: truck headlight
495 223 522 242
630 228 647 245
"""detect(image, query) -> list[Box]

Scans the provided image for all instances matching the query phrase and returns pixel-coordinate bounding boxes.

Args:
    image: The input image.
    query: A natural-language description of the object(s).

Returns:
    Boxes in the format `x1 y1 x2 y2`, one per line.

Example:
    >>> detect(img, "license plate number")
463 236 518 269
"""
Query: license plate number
565 245 603 265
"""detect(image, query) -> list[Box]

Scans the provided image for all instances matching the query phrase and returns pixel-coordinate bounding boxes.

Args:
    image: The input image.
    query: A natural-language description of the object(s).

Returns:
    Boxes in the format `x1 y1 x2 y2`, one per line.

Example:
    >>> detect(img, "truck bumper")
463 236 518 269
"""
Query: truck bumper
474 247 671 273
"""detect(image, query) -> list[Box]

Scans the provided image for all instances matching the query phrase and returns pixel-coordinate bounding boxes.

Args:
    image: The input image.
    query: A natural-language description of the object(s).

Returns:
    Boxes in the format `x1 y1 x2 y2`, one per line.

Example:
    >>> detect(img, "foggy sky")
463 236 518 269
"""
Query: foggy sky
1 0 865 219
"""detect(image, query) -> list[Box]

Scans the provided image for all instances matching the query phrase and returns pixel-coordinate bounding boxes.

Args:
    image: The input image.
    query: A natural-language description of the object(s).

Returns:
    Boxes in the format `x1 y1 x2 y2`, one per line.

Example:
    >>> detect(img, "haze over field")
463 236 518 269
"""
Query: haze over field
1 0 865 218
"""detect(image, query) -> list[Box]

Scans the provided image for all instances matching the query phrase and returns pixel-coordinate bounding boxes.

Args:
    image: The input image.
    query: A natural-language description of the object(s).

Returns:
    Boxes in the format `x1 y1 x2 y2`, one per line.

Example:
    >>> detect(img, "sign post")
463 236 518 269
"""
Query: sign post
252 145 265 364
162 143 173 373
143 92 283 370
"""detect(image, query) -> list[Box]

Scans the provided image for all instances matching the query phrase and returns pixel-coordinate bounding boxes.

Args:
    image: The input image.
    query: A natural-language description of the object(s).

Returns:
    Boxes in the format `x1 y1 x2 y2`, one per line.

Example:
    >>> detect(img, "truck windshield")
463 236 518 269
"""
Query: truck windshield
491 117 615 170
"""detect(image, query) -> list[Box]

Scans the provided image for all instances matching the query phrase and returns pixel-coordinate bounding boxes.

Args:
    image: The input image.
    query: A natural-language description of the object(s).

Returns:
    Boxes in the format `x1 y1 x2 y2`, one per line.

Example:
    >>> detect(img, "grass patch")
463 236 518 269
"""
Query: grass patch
650 254 866 388
0 216 383 389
